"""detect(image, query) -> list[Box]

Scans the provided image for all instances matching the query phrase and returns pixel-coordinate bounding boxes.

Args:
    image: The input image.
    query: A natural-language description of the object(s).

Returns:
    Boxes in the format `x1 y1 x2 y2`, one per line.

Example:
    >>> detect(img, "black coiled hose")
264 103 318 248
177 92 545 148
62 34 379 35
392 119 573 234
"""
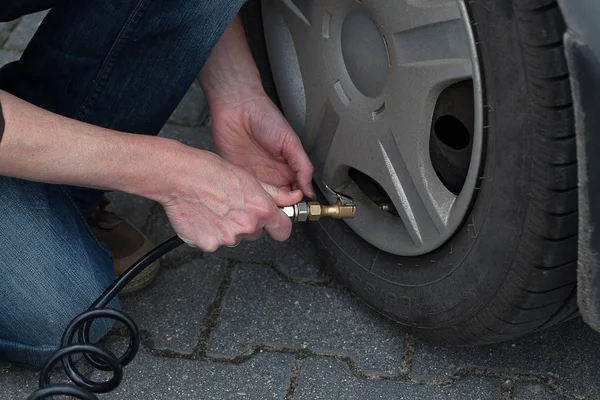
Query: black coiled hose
26 235 185 400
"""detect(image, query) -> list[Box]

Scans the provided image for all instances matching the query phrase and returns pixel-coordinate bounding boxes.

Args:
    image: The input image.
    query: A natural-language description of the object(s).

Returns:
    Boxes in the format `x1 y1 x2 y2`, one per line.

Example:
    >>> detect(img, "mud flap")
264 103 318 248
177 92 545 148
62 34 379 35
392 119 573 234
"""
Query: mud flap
562 12 600 331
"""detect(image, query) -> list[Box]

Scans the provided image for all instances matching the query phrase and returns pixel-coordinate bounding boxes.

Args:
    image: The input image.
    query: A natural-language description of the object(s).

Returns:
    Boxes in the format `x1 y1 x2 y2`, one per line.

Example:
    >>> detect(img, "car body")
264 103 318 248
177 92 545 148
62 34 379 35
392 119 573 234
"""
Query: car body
559 0 600 333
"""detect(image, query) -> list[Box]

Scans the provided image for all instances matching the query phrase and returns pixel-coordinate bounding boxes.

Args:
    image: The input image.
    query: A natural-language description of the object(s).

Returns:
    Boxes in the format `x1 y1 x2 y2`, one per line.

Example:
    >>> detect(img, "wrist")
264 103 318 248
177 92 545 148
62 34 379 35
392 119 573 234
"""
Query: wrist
128 135 222 206
199 65 264 107
121 135 188 204
198 14 266 107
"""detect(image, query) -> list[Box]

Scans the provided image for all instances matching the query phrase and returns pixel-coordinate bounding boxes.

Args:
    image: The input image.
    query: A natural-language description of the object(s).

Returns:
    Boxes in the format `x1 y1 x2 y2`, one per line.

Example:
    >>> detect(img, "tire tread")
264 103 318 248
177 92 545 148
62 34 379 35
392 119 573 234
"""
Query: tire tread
440 0 579 344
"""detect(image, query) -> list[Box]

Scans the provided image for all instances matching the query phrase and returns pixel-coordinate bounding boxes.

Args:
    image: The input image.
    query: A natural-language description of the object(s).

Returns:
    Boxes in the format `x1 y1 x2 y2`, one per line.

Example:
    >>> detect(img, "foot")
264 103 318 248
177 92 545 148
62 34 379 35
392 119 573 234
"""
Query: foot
88 198 160 295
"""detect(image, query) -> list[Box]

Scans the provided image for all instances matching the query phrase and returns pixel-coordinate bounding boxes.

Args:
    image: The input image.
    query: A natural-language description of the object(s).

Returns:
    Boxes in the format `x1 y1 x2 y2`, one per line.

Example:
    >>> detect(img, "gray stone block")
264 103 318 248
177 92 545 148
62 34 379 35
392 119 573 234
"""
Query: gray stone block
159 123 215 152
0 362 39 399
5 11 47 51
207 265 405 375
0 360 84 399
92 340 294 399
1 20 19 47
105 191 156 232
0 22 8 46
214 225 328 283
512 383 565 400
123 258 227 354
0 49 21 66
411 318 600 399
293 357 501 400
169 81 209 125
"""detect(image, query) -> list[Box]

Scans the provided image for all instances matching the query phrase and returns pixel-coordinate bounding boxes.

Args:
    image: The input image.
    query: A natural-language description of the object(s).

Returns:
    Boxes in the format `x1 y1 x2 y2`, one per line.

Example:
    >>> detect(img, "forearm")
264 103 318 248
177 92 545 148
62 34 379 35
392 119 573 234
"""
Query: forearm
198 15 264 105
0 90 187 203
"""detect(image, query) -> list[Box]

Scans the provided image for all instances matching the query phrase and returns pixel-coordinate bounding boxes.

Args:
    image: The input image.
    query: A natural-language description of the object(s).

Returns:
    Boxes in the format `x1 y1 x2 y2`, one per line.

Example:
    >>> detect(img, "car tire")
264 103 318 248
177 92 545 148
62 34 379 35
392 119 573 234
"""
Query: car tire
243 0 579 345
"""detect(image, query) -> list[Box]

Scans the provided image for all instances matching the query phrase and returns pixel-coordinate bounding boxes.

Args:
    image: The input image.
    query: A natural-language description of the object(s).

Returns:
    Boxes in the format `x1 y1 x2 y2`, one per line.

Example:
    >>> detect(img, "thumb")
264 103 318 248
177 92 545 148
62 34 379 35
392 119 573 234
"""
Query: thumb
259 181 304 207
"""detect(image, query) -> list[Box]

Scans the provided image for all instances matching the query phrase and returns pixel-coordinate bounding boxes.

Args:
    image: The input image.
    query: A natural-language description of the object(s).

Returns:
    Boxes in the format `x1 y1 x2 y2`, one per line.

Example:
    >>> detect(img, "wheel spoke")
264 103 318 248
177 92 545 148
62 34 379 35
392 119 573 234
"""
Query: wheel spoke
375 130 455 246
385 55 472 146
375 0 463 36
267 0 317 74
278 0 314 26
321 116 455 246
264 0 330 146
307 99 343 181
375 58 471 245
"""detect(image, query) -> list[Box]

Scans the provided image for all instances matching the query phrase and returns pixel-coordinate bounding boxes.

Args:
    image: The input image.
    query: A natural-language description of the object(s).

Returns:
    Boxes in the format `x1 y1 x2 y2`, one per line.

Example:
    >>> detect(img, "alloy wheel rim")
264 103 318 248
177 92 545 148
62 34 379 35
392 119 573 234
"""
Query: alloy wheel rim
262 0 484 256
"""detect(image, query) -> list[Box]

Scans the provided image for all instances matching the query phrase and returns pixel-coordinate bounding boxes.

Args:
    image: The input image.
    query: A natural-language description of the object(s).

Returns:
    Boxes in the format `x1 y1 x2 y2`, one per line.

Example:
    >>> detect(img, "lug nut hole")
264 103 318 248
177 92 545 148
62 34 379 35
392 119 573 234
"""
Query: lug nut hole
434 115 471 151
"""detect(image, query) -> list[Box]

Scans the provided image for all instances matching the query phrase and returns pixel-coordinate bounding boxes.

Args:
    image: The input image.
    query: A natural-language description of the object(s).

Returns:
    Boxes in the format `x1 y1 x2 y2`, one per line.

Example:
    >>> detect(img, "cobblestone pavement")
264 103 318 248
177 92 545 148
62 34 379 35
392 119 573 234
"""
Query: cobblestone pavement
2 11 600 400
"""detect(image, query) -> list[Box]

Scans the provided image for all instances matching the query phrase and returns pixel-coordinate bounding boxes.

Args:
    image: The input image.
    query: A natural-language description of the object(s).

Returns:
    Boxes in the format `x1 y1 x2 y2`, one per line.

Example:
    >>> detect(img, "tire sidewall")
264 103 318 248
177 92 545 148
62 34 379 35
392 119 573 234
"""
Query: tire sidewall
308 0 534 329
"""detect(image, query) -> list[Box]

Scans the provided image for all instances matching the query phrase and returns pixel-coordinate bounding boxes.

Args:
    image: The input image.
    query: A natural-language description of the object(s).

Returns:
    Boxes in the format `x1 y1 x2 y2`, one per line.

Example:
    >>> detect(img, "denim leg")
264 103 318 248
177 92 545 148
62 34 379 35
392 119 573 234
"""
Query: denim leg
0 0 247 132
0 0 248 214
0 177 118 370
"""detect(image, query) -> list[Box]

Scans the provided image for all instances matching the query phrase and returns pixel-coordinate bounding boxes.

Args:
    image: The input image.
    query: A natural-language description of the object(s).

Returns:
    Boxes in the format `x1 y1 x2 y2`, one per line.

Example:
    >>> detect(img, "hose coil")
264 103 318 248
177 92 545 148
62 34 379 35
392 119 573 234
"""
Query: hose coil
27 236 184 400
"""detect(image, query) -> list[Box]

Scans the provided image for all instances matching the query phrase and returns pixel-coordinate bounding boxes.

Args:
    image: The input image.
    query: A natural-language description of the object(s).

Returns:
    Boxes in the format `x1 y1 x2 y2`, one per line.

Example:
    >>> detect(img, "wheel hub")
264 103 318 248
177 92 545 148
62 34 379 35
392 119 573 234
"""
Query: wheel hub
341 10 388 98
262 0 484 256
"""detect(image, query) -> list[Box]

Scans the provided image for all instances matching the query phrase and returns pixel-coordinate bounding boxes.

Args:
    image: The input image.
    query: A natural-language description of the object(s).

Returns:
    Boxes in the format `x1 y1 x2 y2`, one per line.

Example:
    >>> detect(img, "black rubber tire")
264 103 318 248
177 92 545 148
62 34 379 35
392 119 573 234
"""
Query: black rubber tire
243 0 579 345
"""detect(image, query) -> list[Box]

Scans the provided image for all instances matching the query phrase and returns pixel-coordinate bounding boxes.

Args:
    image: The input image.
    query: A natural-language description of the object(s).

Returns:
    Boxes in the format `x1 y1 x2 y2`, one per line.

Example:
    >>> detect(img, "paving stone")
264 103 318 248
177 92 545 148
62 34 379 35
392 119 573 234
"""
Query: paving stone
512 383 565 400
0 20 21 48
411 318 600 399
169 81 209 125
0 362 39 399
0 49 20 66
92 339 294 399
123 258 227 354
207 265 405 375
105 191 156 231
5 11 47 51
293 357 501 400
0 22 9 46
214 225 328 283
0 360 84 399
159 123 215 152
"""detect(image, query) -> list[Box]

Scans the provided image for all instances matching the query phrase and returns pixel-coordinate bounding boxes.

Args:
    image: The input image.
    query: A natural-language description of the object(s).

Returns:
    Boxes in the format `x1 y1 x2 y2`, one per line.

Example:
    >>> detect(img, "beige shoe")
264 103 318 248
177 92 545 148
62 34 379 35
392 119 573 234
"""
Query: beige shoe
88 199 160 296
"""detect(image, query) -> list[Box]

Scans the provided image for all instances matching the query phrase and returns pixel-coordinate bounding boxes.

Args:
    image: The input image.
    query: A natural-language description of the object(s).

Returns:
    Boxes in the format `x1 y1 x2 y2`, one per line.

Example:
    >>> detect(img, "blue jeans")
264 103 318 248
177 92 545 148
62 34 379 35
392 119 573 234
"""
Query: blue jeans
0 0 246 369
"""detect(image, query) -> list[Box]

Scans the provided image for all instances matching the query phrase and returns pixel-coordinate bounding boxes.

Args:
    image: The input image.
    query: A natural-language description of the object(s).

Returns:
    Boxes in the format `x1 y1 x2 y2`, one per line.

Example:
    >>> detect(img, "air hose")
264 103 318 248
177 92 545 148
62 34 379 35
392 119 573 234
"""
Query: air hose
25 191 356 399
26 236 184 400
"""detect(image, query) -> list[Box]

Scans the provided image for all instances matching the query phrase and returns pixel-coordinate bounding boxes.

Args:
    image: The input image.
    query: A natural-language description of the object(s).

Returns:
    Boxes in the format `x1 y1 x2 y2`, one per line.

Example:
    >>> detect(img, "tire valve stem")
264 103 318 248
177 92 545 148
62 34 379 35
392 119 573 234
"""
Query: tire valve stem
281 184 357 223
379 203 391 212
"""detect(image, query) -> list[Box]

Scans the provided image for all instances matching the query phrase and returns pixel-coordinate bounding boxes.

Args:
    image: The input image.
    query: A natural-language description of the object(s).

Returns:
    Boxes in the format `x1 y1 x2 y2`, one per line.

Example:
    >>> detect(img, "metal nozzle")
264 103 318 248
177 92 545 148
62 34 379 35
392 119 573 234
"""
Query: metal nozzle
281 200 356 222
282 202 310 222
281 185 357 223
307 200 356 221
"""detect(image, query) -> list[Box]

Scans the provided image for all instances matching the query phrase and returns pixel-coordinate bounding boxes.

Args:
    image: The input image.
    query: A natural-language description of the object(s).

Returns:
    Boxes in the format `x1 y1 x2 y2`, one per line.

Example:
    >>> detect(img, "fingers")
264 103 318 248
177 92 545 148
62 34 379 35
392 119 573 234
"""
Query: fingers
251 181 293 242
239 230 265 242
280 132 315 199
259 181 304 207
264 210 292 242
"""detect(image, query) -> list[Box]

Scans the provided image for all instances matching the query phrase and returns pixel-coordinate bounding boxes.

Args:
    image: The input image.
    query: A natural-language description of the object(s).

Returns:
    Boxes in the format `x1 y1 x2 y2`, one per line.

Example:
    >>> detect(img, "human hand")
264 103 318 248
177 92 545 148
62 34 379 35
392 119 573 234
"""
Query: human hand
198 15 314 198
159 145 303 252
209 92 315 198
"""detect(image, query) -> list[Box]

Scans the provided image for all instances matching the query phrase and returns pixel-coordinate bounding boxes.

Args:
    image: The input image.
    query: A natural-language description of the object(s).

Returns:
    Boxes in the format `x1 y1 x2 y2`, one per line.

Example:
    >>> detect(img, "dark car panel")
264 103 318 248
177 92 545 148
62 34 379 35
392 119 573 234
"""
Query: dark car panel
559 0 600 332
